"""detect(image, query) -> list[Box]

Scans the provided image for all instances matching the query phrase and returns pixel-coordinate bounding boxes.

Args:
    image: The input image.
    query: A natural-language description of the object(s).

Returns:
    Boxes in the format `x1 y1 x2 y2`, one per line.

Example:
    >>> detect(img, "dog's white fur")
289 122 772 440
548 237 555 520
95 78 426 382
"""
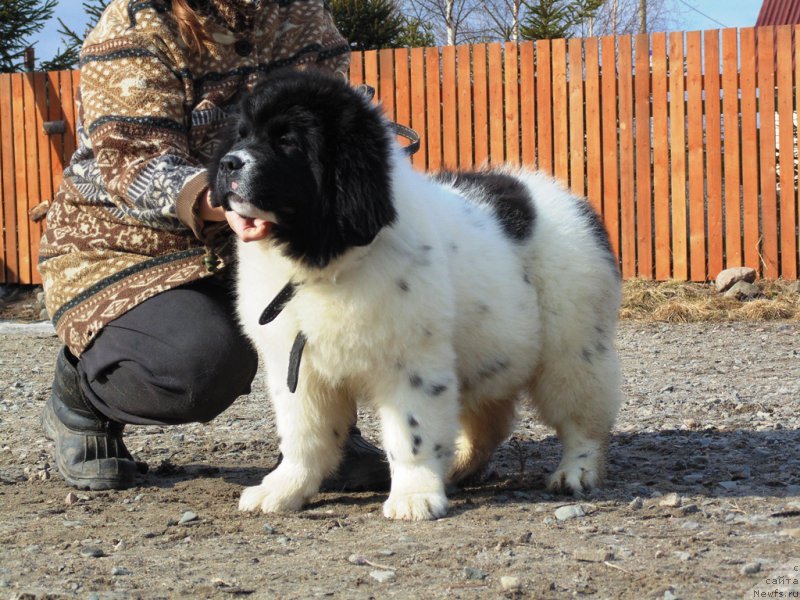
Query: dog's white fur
235 145 622 520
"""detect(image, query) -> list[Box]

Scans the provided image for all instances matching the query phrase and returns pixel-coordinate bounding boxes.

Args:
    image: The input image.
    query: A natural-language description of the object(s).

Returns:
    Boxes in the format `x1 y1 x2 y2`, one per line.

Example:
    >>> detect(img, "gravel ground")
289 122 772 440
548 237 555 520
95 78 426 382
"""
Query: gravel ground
0 304 798 599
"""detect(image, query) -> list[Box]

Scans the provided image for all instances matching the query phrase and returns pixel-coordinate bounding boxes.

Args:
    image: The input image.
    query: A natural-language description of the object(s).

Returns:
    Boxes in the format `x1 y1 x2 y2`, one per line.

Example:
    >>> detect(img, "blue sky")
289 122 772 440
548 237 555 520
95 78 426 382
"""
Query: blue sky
31 0 766 64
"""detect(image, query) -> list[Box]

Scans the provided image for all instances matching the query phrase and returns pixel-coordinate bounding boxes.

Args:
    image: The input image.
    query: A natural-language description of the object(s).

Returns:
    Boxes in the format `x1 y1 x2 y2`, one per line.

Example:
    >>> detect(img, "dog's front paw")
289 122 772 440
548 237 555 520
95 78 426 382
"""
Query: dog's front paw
238 468 313 513
383 491 448 520
547 460 601 496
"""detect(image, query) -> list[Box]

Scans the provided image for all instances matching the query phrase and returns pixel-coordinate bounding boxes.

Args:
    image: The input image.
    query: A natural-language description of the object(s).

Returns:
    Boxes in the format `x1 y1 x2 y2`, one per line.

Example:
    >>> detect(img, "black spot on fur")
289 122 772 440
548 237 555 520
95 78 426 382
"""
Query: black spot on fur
434 171 536 242
208 69 396 269
413 435 422 447
433 444 442 452
397 279 410 292
477 303 490 314
523 272 532 286
333 429 340 439
478 359 510 380
449 242 458 253
409 373 423 388
412 447 419 456
582 347 593 363
408 415 419 427
595 341 608 354
577 452 590 459
427 383 448 396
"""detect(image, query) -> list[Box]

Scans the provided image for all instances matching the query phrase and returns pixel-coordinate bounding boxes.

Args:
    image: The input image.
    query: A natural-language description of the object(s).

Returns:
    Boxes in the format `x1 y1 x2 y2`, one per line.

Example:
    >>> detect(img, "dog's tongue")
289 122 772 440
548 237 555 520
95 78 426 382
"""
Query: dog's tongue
227 210 272 240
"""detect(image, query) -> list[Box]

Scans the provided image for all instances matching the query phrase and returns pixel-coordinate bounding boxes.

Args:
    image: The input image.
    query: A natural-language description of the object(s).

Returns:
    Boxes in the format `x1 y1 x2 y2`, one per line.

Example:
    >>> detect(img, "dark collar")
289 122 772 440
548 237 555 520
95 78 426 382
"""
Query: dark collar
260 281 305 393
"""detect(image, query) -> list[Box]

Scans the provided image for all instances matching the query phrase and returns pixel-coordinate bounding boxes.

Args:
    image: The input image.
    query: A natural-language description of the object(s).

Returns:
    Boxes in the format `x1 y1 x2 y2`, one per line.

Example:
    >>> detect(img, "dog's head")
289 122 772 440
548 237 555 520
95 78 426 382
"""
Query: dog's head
209 69 396 269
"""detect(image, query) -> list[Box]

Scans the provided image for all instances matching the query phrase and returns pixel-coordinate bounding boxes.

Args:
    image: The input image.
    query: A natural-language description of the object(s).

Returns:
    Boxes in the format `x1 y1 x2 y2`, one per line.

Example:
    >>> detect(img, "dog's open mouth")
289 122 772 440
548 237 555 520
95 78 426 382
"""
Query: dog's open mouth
226 193 278 239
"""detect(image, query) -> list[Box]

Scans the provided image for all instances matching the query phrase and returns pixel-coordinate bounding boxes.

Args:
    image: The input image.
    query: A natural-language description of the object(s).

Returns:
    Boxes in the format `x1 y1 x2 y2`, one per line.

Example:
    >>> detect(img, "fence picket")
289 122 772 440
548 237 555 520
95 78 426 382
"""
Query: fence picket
425 46 442 171
472 44 489 168
568 38 584 197
634 33 653 279
721 28 742 269
740 28 760 272
777 26 797 279
536 40 553 174
704 30 724 278
601 35 620 261
519 41 536 169
456 44 473 169
0 75 15 283
686 31 706 282
757 27 779 278
669 32 688 281
618 35 636 279
552 39 568 181
441 46 458 170
505 43 521 166
584 37 603 218
409 48 426 171
488 43 505 166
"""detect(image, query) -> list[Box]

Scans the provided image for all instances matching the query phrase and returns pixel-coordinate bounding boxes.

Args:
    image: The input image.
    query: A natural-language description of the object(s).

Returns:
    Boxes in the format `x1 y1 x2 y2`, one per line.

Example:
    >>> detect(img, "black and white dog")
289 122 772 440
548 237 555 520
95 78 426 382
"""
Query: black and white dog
210 69 622 520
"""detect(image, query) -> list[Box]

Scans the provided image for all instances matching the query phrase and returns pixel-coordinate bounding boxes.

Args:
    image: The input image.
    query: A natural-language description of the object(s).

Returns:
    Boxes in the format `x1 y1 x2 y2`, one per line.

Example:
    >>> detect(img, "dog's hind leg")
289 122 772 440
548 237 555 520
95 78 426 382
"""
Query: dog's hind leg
375 365 461 521
448 397 516 484
528 347 621 496
238 371 354 514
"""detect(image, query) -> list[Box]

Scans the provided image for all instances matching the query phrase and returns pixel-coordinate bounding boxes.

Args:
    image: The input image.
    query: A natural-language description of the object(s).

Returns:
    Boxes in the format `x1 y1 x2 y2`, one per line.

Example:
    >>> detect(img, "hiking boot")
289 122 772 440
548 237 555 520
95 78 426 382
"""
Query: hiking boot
321 426 391 492
41 347 146 490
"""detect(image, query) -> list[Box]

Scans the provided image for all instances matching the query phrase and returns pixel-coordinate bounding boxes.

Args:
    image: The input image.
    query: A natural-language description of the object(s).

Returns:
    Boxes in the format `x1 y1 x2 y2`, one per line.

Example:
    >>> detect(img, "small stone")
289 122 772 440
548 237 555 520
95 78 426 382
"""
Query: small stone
500 576 521 592
629 497 643 510
111 567 131 576
573 548 614 562
663 589 681 600
463 567 487 580
680 520 701 530
348 554 368 565
724 281 759 301
659 493 682 508
65 492 79 506
262 523 276 534
80 547 104 558
740 562 761 575
674 551 691 562
715 266 756 292
779 528 800 538
39 308 50 321
376 549 395 557
718 481 738 490
114 540 126 551
369 570 396 583
178 511 198 524
555 505 585 521
680 504 699 515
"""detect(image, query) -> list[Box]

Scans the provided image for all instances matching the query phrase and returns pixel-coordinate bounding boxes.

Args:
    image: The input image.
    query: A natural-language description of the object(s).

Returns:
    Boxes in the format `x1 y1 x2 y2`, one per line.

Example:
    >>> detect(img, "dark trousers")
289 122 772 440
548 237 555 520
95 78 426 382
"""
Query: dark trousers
76 279 259 425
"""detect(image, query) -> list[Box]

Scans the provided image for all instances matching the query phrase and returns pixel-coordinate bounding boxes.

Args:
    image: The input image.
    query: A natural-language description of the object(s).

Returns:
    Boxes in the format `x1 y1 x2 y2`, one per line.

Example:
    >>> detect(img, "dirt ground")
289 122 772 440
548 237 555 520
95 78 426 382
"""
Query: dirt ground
1 286 799 599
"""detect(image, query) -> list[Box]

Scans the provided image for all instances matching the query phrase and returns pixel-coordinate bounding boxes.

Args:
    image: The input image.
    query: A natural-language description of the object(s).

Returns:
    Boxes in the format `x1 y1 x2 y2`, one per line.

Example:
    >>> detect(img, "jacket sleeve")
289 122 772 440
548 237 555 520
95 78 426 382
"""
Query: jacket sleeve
78 29 207 237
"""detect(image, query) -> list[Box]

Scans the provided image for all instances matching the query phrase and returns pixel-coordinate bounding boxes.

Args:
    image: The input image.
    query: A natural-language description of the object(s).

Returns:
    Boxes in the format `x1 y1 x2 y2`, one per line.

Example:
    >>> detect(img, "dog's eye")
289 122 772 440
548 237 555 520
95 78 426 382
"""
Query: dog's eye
278 134 299 150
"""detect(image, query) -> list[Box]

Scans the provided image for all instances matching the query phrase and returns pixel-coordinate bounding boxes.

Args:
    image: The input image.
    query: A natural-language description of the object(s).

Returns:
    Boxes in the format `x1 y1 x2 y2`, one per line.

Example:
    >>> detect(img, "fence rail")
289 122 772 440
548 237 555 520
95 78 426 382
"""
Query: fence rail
1 26 798 284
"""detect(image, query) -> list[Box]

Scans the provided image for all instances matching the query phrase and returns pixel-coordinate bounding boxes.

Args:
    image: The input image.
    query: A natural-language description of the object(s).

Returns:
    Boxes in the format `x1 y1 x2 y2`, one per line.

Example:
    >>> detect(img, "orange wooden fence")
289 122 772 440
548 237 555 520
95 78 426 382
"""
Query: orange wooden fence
1 26 798 284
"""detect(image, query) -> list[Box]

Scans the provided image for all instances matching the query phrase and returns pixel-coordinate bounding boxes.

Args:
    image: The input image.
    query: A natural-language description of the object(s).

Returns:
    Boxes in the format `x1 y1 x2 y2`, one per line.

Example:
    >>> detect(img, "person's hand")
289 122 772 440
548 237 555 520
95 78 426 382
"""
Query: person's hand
198 189 226 222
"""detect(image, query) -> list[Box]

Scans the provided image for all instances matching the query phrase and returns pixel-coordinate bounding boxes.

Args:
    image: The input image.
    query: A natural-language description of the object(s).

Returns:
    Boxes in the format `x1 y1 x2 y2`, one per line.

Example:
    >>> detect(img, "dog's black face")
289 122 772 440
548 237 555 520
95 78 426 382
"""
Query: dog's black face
209 69 396 269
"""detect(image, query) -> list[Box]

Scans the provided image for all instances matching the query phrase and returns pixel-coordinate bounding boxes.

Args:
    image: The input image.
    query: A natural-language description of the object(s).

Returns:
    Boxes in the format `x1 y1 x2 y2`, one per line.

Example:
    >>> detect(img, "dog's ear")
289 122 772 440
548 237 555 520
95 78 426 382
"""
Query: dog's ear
329 99 396 247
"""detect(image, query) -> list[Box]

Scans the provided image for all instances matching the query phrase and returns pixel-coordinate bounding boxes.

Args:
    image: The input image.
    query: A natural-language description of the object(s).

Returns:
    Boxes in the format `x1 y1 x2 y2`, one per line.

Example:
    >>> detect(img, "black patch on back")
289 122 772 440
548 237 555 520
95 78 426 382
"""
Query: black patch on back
435 171 535 242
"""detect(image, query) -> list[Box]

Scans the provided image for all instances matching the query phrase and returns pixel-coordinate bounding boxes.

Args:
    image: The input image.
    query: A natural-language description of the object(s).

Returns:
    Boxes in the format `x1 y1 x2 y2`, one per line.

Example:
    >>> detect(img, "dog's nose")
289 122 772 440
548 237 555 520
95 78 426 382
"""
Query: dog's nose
220 153 245 172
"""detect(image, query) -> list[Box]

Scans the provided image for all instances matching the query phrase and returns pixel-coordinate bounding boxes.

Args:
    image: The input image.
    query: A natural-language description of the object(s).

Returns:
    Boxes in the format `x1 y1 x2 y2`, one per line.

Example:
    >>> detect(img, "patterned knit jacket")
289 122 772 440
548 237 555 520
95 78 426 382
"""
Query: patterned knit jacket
38 0 349 356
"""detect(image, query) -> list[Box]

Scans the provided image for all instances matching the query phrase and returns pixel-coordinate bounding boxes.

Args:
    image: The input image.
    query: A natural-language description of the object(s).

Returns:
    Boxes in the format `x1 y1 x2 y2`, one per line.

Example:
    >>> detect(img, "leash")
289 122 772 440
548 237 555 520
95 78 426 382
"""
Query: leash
355 84 420 157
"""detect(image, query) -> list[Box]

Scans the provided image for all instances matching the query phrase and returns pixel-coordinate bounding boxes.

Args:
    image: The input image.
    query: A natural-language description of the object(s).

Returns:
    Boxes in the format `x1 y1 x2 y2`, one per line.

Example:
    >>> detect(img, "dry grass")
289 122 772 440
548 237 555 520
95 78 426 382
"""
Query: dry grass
620 279 800 322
